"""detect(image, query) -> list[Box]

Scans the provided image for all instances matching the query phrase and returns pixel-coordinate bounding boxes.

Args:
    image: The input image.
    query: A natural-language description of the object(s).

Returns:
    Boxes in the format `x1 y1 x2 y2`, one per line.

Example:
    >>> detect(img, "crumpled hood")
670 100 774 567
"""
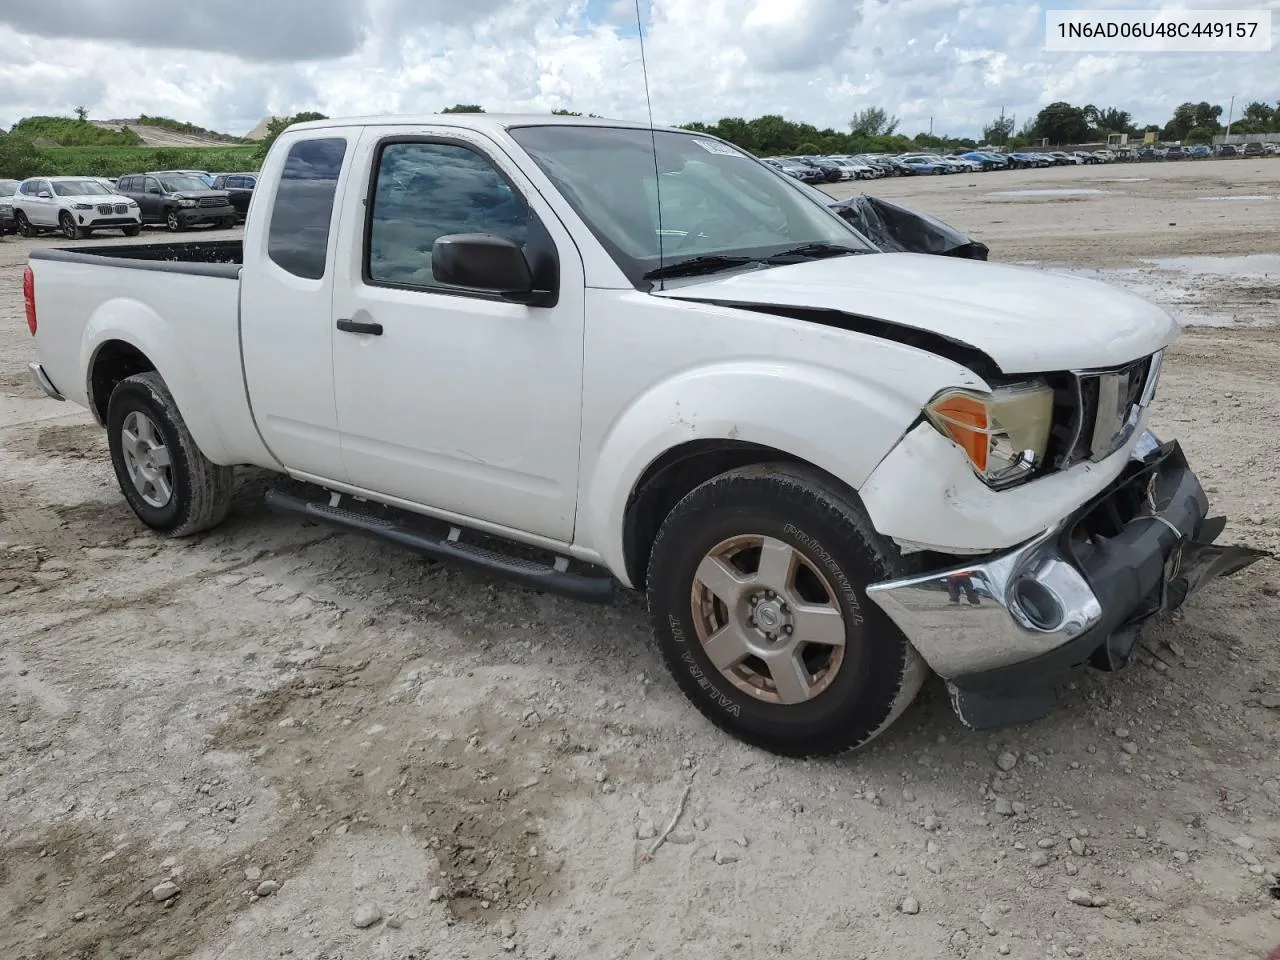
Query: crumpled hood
659 252 1178 374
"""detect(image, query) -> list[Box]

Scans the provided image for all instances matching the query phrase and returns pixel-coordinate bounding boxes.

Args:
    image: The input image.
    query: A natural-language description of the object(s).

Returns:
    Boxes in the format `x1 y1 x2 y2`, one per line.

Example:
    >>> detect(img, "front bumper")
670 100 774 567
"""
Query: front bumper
866 430 1267 729
178 207 234 225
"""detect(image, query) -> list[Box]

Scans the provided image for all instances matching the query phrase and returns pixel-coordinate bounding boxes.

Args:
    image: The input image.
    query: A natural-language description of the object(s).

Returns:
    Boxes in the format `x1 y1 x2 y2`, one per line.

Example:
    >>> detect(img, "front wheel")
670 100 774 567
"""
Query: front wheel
645 463 927 758
60 212 86 240
165 209 185 232
15 211 36 237
106 371 234 537
123 224 142 237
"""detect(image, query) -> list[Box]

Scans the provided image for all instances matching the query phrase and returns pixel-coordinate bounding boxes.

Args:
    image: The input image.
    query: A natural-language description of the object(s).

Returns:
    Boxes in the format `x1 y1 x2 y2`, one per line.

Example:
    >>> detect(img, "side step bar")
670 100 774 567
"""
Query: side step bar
265 489 616 604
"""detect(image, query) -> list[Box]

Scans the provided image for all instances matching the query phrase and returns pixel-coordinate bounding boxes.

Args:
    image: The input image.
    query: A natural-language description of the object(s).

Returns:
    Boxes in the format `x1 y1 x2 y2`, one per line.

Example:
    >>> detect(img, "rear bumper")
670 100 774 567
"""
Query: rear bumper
866 430 1267 729
28 362 65 401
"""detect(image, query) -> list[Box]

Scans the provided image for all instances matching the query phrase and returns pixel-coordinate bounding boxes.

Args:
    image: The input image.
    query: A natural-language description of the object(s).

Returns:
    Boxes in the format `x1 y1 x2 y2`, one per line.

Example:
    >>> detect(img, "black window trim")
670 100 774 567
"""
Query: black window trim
359 134 559 306
266 135 350 282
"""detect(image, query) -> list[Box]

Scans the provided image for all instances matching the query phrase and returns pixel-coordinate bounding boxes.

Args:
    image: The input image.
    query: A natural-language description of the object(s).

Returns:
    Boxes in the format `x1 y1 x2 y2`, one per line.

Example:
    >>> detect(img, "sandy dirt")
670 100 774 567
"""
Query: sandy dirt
3 160 1280 960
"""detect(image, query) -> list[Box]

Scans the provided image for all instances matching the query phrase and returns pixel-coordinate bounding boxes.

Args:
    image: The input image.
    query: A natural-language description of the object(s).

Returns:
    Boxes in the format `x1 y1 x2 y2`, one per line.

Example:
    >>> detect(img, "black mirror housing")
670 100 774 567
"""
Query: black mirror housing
432 234 551 305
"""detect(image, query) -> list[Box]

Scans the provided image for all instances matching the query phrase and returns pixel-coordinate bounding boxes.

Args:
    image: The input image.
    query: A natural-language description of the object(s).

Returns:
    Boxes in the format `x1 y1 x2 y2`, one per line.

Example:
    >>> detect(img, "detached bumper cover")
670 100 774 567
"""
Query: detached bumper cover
866 430 1268 729
28 362 65 402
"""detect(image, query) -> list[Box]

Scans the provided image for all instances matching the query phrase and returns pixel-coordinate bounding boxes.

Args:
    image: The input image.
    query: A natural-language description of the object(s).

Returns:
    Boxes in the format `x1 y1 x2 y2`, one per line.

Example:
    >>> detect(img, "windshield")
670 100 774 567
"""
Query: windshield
52 179 110 196
507 126 873 287
157 176 209 193
0 180 19 194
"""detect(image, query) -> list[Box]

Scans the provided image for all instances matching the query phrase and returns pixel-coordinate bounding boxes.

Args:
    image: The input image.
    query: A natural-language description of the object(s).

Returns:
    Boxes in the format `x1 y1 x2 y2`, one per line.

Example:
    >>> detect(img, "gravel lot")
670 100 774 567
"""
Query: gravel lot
3 160 1280 960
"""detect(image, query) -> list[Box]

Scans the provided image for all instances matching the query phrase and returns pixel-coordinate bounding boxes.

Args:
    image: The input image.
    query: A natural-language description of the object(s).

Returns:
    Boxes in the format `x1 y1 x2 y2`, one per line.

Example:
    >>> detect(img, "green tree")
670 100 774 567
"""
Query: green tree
441 104 485 113
0 131 45 178
254 111 329 161
74 106 89 122
1032 101 1090 145
1184 126 1215 144
551 108 581 116
982 114 1015 145
1096 107 1134 135
1163 101 1221 140
850 107 899 137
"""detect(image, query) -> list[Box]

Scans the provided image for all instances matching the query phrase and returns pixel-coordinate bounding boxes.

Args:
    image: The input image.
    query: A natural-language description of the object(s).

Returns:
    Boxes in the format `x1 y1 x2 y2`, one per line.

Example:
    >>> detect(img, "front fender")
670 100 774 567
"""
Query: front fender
579 360 933 585
81 298 233 464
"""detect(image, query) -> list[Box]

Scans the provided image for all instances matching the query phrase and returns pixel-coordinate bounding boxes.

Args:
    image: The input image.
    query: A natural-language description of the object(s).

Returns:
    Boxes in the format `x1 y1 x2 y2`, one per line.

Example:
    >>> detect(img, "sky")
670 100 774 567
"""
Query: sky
0 0 1277 139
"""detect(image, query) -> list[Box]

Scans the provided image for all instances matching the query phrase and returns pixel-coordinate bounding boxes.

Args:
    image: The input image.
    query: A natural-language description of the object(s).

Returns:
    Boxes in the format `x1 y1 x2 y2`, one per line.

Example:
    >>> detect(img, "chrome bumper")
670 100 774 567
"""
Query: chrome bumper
28 362 65 401
866 430 1263 681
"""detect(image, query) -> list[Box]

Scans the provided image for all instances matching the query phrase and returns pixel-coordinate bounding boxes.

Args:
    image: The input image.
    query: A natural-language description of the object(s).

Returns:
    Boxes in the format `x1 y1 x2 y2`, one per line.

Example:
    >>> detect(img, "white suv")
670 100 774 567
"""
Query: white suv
13 176 142 240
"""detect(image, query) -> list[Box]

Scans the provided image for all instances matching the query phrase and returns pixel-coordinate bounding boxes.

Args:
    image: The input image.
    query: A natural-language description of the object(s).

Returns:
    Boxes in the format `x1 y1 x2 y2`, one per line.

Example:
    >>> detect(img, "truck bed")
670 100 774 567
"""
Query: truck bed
29 239 243 279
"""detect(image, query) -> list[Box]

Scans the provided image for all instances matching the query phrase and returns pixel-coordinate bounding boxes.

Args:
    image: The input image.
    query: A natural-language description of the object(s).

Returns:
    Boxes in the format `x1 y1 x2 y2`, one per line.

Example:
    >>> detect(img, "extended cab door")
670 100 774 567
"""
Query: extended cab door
329 127 586 543
239 134 357 482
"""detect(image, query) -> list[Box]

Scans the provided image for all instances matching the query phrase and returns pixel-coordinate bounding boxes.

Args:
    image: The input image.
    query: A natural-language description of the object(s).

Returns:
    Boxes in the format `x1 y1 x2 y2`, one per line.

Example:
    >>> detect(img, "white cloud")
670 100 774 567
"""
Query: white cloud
0 0 1277 139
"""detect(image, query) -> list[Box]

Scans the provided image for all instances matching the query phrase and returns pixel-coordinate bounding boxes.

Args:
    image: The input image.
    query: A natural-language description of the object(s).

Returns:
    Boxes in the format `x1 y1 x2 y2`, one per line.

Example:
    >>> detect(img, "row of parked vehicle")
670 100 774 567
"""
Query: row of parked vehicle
763 141 1277 183
0 170 258 240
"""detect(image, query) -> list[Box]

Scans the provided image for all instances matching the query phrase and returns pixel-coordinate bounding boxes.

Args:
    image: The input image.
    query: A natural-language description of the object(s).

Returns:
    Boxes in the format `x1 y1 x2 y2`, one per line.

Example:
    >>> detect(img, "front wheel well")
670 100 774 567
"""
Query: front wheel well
89 341 157 424
622 439 854 590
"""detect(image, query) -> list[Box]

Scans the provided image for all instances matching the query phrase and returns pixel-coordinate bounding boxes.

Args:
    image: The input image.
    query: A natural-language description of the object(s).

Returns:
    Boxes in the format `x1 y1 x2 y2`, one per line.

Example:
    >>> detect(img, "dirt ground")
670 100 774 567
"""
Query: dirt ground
3 159 1280 960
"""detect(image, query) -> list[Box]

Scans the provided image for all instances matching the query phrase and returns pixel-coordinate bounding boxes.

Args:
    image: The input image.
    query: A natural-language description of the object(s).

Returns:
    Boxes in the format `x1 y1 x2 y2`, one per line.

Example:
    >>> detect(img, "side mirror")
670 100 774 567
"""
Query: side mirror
432 234 546 304
38 191 52 199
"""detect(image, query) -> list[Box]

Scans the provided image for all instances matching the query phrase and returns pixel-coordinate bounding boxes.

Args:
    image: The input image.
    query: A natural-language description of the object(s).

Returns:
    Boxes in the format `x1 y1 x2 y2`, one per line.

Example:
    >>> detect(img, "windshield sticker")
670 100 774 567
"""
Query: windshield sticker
693 138 742 157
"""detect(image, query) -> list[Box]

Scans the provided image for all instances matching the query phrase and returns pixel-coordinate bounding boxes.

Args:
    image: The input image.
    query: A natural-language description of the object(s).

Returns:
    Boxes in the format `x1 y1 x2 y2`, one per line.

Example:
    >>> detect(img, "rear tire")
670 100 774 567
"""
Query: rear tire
645 463 927 758
106 371 234 537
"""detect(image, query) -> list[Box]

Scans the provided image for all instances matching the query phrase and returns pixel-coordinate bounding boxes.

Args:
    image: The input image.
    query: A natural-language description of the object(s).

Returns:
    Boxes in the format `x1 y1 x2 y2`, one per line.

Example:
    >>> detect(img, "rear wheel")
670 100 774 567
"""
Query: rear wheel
106 371 234 537
645 463 927 758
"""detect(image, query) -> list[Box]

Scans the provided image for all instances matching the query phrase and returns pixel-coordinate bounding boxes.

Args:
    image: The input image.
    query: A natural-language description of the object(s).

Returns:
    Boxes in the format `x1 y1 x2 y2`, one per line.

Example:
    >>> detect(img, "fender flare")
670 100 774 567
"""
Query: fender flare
578 360 926 586
81 297 234 464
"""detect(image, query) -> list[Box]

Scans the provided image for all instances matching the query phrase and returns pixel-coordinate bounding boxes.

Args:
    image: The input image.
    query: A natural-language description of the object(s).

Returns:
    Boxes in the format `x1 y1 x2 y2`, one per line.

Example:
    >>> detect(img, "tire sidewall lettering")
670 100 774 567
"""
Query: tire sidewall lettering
782 522 864 624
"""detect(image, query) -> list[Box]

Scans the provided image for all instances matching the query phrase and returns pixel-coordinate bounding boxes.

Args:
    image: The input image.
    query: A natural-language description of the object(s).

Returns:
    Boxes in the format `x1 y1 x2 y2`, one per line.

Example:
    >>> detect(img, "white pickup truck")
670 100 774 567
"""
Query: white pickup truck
24 114 1263 756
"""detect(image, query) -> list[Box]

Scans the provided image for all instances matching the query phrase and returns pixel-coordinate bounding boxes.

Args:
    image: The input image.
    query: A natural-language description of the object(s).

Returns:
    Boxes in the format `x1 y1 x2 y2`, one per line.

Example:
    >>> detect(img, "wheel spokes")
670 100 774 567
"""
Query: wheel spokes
754 537 797 593
789 601 846 649
695 554 751 608
762 650 814 705
703 623 752 671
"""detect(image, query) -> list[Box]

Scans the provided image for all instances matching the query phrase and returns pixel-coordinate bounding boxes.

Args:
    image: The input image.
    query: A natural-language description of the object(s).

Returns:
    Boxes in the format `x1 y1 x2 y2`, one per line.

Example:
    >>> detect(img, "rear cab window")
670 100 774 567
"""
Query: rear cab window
267 137 349 281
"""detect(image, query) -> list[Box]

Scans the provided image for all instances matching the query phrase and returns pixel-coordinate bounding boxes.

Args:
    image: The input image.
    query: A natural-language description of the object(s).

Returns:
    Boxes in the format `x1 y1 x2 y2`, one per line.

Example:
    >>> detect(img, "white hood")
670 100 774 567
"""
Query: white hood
66 193 133 205
659 252 1178 374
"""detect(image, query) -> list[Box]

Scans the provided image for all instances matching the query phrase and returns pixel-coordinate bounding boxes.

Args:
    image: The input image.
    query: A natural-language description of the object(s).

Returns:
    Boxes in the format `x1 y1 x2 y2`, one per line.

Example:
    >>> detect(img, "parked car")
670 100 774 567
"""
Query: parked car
0 179 19 235
1164 146 1186 160
114 172 237 231
210 172 259 220
23 114 1264 756
12 176 142 239
1072 151 1101 164
773 157 825 183
860 155 908 176
1216 144 1240 157
793 157 844 183
899 155 950 175
1242 142 1265 157
1188 145 1212 159
1008 152 1051 169
152 169 216 187
958 151 1002 171
1265 143 1278 155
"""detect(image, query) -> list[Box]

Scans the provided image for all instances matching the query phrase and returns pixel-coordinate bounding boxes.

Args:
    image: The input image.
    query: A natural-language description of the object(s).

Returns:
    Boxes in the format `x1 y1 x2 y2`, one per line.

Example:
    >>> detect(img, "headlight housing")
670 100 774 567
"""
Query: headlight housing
178 198 198 207
72 202 93 210
924 381 1055 489
127 200 139 208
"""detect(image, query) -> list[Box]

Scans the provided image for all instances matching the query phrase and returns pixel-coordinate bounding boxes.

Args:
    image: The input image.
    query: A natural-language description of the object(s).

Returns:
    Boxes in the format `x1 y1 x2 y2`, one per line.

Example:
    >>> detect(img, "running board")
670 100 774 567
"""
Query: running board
264 489 616 604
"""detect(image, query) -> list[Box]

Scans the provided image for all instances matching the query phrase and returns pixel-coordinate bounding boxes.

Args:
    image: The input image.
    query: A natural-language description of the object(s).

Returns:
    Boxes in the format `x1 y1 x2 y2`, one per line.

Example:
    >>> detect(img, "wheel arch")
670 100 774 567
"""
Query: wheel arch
621 439 859 592
88 339 157 424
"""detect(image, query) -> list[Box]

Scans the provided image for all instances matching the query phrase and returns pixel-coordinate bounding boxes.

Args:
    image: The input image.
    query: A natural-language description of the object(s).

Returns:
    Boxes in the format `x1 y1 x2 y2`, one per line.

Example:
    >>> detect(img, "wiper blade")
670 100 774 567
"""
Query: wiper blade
643 255 755 281
764 242 867 263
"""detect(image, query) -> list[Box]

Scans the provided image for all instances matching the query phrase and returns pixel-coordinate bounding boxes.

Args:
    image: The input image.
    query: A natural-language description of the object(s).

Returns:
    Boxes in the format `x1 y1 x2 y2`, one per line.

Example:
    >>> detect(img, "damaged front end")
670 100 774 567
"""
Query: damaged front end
866 430 1269 730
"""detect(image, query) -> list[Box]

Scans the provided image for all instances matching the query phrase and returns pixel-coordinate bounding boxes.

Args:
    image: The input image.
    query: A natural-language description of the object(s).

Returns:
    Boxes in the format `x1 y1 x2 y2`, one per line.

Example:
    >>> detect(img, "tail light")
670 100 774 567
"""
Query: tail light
23 265 36 336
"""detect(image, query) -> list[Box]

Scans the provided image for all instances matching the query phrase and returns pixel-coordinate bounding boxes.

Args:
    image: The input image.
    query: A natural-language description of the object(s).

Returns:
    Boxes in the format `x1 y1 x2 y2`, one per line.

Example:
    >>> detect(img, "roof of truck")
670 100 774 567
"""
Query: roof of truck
286 113 691 136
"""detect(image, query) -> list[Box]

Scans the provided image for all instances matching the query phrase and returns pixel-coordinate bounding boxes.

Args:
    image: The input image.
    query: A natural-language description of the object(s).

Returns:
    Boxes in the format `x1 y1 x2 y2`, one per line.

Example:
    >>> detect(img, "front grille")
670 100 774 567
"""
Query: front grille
97 204 113 215
198 197 229 208
1046 355 1156 470
114 203 128 215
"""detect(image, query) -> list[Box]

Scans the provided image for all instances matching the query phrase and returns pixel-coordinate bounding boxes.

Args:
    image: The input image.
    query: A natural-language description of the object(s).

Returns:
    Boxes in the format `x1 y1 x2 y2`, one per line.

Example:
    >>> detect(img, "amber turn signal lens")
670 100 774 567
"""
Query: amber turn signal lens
927 392 991 473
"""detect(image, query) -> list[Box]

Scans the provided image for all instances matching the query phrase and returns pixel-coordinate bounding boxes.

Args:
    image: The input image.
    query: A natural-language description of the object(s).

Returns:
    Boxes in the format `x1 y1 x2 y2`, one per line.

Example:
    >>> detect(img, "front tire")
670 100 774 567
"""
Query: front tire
60 212 86 240
15 211 35 237
165 209 185 232
123 224 142 237
106 371 234 537
645 463 927 758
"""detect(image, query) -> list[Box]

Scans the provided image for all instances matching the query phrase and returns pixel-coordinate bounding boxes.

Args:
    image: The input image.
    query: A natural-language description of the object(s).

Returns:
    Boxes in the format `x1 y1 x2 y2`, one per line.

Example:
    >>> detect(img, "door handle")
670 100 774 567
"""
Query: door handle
336 319 383 336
